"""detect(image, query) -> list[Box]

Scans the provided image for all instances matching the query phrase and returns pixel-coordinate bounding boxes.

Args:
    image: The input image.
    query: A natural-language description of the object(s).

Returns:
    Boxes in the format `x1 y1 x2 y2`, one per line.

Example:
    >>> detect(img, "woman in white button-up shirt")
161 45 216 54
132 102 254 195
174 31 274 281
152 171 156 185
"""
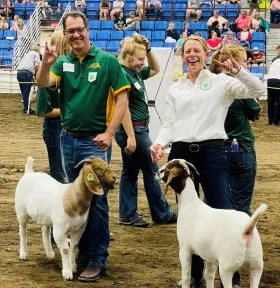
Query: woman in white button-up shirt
150 35 266 287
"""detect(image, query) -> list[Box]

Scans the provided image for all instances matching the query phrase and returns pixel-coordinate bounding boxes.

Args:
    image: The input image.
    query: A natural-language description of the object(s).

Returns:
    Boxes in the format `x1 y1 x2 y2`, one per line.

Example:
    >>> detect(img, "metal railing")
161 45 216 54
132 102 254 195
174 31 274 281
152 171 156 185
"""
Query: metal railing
13 3 42 70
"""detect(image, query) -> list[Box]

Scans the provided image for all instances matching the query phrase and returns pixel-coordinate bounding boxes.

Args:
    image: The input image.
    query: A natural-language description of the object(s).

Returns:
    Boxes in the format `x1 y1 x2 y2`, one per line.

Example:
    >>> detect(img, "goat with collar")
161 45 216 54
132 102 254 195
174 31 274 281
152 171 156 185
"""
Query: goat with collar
15 156 116 281
158 159 267 288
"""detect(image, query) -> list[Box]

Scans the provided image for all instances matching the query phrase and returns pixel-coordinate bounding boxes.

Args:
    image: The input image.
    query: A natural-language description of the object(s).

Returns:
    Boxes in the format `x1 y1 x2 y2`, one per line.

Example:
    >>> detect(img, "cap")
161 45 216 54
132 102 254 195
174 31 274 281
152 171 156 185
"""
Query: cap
214 9 219 13
253 47 259 53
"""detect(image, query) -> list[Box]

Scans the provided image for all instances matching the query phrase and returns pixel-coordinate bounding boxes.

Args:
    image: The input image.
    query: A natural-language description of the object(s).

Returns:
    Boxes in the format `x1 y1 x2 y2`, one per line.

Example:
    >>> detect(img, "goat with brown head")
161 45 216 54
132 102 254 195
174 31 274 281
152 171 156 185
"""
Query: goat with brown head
159 159 199 195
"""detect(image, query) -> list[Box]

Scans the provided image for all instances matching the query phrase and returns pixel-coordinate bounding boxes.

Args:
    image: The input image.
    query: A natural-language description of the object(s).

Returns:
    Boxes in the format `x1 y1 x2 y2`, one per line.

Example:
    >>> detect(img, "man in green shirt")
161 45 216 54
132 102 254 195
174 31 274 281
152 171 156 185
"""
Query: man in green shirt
36 11 130 282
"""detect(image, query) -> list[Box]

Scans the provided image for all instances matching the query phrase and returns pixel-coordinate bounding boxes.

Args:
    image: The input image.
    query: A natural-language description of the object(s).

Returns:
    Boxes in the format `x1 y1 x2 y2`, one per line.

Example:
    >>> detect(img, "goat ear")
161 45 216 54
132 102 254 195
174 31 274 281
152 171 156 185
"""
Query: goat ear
83 164 103 195
163 167 178 194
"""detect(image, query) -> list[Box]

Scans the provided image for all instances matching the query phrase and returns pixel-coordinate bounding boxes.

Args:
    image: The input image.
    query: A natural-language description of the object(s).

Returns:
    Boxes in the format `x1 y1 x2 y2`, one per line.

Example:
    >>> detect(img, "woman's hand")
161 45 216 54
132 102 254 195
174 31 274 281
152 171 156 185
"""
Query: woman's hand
213 51 241 75
124 136 136 155
141 35 150 50
150 144 165 163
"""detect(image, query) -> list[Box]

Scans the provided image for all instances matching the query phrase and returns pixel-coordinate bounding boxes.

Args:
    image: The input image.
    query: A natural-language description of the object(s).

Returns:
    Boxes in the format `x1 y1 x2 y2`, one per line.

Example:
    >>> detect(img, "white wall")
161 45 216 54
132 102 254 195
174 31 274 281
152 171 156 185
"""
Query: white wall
0 70 20 94
144 48 174 142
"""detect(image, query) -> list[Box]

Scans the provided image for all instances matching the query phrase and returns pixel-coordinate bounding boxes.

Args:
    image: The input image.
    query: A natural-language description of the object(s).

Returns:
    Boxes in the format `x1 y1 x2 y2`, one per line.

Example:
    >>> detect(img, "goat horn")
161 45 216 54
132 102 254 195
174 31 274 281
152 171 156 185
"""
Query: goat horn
75 158 92 169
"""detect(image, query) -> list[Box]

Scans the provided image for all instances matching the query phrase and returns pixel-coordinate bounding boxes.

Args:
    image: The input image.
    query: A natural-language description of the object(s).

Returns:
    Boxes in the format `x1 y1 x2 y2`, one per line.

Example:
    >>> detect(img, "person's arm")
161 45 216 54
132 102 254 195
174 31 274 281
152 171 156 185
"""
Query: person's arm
38 108 61 118
121 108 136 154
126 17 134 24
242 99 261 121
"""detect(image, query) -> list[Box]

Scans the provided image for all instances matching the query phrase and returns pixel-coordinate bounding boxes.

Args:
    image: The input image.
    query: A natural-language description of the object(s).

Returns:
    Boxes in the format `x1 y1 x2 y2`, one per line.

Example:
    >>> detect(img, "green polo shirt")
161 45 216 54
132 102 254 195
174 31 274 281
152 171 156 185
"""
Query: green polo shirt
225 99 261 151
36 87 60 115
50 46 130 131
121 65 150 122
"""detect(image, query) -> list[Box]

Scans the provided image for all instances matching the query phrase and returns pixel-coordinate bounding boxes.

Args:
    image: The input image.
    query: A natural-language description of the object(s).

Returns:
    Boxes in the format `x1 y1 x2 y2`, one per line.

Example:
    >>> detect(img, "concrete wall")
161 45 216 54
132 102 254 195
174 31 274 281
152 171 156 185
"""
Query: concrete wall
0 70 20 94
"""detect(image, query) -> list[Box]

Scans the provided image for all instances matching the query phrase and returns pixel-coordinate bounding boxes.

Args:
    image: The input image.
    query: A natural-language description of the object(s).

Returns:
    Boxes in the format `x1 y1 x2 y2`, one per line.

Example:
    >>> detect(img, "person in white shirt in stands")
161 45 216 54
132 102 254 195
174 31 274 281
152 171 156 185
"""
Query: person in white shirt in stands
207 10 228 30
150 35 266 288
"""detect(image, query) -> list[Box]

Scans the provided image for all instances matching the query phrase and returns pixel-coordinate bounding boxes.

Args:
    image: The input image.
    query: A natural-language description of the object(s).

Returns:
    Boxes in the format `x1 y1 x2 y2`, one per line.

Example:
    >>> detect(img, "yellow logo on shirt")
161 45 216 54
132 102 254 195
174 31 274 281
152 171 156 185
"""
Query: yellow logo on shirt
89 63 100 69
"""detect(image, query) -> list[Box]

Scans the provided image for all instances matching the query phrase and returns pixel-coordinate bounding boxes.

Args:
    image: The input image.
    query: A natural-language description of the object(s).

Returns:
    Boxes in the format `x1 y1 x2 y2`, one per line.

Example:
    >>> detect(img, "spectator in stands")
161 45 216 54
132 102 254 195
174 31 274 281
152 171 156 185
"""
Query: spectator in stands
221 30 239 46
41 0 51 18
272 44 280 63
176 31 188 53
0 16 9 30
110 0 124 20
194 31 201 36
147 0 162 20
17 44 41 114
208 20 221 39
99 0 110 20
238 24 251 43
186 0 202 22
235 10 251 31
10 14 19 30
251 46 265 67
16 18 24 37
114 11 126 30
136 0 148 20
115 33 177 228
183 22 192 36
206 30 222 51
213 0 227 5
0 0 14 17
243 43 253 68
270 0 280 24
251 12 262 33
55 3 62 19
249 0 259 16
123 11 140 31
36 30 70 184
267 58 280 125
166 23 179 41
207 10 228 31
74 0 87 13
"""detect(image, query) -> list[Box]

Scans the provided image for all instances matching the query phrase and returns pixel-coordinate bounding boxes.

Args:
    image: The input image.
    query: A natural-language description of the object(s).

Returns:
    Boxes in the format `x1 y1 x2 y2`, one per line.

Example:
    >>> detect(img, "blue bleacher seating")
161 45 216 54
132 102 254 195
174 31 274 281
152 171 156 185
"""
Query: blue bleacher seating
152 31 166 42
0 40 10 52
141 21 154 31
25 2 37 18
14 3 25 18
125 31 136 38
195 21 208 31
201 4 213 18
251 66 265 73
87 3 99 19
139 31 152 41
184 21 195 32
150 41 164 47
107 41 120 54
101 20 114 30
226 4 238 21
111 31 124 41
251 32 266 43
125 3 136 17
155 21 168 31
88 20 101 30
170 21 181 31
2 50 13 68
9 40 16 51
161 4 171 20
3 30 17 40
251 42 265 52
164 42 176 48
89 30 97 41
214 4 226 17
93 41 107 50
174 4 187 20
97 31 111 41
199 31 208 40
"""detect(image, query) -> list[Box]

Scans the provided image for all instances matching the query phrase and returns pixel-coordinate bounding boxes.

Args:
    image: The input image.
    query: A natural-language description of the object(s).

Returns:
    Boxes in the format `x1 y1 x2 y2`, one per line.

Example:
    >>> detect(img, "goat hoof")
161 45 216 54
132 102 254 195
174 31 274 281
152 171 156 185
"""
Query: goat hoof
62 269 73 281
19 252 28 260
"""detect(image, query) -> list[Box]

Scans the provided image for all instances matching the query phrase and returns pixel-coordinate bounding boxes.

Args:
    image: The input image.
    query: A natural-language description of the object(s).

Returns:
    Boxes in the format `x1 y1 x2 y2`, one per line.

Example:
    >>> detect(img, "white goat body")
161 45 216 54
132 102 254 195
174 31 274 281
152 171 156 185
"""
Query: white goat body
160 159 267 288
15 156 115 281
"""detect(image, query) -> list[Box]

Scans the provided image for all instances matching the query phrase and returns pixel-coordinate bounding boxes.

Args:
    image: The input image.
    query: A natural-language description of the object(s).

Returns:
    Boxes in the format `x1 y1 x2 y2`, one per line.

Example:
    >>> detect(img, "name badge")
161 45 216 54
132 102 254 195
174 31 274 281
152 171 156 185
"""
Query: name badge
63 63 74 72
200 81 210 90
134 81 141 90
88 72 97 82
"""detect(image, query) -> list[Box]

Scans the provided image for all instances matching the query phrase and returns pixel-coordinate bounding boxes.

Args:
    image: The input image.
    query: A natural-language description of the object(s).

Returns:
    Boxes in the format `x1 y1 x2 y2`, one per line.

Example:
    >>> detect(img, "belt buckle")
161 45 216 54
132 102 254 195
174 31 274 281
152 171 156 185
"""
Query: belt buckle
189 144 199 152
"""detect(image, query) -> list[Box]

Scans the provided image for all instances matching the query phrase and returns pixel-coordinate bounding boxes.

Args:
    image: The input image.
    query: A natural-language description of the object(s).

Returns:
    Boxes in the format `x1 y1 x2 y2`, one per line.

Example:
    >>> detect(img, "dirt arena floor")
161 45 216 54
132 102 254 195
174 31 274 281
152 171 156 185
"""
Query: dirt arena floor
0 94 279 288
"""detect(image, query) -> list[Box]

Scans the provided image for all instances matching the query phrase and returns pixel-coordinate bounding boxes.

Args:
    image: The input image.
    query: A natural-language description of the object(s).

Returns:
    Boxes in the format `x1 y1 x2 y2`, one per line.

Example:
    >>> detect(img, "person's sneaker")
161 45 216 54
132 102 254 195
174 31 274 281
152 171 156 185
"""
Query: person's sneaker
165 211 177 224
23 108 36 115
233 283 242 288
118 216 149 228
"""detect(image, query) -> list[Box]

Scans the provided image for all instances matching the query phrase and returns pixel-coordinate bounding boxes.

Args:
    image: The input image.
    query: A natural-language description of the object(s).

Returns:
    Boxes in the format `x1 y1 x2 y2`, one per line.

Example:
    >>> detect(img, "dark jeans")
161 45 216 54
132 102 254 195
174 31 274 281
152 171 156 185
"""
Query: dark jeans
115 125 173 223
60 132 112 269
270 10 280 24
43 118 66 183
17 70 33 110
267 78 280 125
168 140 233 283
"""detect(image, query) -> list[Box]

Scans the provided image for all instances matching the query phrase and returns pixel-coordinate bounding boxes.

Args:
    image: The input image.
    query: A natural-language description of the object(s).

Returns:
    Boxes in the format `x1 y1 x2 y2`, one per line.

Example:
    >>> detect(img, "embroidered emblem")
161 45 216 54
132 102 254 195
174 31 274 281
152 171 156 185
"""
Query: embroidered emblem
200 81 210 90
88 72 97 82
89 63 100 69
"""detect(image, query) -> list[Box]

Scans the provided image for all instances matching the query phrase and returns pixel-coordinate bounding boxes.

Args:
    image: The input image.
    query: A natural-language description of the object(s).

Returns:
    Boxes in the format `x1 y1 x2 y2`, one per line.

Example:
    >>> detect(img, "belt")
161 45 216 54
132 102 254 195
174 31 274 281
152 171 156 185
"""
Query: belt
18 70 33 74
132 120 149 127
62 128 103 138
173 139 224 153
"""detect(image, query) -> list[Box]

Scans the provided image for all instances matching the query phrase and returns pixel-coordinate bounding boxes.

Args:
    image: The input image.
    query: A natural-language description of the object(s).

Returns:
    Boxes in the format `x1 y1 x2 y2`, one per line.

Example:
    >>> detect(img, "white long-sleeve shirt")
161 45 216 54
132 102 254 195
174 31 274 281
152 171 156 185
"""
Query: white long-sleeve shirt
155 67 266 147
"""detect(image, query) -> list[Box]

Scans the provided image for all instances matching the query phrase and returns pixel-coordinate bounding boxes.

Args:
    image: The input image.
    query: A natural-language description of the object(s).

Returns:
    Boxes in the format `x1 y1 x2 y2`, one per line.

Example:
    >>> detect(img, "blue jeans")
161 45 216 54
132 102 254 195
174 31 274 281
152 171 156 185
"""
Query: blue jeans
43 118 66 183
115 125 173 223
60 132 112 269
225 147 256 216
17 70 33 110
123 20 140 31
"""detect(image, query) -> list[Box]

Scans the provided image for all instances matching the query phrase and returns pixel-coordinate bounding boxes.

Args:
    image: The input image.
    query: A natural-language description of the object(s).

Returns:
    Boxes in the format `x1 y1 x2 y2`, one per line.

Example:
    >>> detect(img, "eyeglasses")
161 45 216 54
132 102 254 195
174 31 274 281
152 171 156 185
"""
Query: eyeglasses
64 27 87 35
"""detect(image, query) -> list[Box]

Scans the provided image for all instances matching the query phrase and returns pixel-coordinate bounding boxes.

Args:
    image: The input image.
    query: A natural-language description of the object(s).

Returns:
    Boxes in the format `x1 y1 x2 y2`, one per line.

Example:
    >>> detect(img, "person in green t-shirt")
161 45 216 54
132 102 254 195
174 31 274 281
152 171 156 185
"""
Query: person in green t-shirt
210 44 261 288
36 11 130 283
272 44 280 63
115 34 177 228
36 30 71 184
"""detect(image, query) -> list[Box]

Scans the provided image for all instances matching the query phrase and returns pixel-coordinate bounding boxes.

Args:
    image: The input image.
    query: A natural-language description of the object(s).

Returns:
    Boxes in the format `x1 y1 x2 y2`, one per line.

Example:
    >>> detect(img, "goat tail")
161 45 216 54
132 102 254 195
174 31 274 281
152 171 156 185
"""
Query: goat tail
25 156 34 174
242 204 268 246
